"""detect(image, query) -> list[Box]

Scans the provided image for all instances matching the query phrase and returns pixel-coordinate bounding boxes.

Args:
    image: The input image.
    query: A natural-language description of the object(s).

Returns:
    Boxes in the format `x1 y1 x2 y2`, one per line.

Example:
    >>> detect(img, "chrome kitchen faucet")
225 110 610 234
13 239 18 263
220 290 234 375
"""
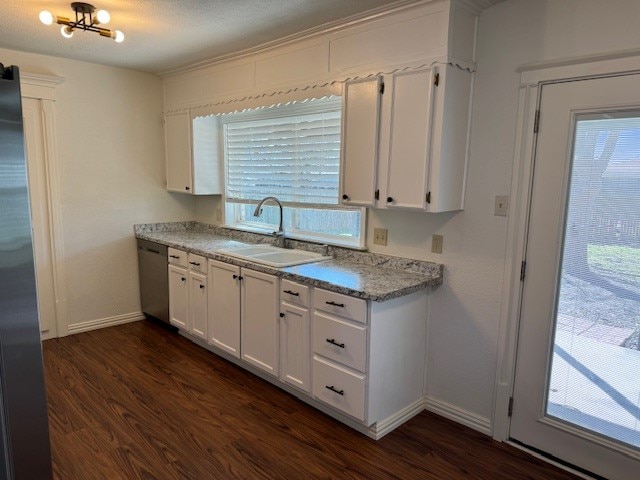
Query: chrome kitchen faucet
253 196 286 248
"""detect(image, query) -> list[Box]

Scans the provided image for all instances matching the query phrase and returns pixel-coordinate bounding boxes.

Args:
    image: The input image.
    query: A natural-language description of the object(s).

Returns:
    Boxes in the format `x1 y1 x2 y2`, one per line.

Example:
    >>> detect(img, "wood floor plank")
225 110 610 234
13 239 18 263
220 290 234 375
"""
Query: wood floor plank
43 321 580 480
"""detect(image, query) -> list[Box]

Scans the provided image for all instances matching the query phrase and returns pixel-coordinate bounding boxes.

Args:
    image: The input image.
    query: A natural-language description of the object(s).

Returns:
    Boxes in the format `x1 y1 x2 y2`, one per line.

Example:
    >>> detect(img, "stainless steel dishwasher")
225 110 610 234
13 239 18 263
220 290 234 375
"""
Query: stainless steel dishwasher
137 238 170 324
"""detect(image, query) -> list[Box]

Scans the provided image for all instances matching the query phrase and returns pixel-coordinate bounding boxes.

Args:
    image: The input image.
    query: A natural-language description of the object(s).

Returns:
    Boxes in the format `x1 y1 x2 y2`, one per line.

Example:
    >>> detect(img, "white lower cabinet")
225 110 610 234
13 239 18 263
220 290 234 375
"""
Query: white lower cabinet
279 280 310 392
168 250 208 339
175 256 429 437
188 272 207 340
241 269 279 376
208 260 241 357
313 312 367 373
208 260 279 376
168 264 189 330
312 355 366 421
311 287 428 428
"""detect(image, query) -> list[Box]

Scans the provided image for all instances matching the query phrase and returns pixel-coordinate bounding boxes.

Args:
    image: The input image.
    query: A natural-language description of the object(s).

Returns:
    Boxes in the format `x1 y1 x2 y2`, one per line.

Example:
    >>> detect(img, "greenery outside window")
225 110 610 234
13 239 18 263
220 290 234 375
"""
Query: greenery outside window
221 96 364 248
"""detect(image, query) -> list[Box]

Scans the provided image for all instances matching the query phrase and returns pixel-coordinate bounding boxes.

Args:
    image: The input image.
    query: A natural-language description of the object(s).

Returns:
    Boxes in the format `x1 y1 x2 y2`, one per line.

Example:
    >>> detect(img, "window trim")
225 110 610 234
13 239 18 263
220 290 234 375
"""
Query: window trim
218 96 365 248
222 200 366 249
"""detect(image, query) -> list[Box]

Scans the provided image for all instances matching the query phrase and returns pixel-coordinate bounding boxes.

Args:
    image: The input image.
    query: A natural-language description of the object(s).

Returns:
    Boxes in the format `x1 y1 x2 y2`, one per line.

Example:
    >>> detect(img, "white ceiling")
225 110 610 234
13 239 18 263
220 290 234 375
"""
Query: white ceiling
0 0 429 74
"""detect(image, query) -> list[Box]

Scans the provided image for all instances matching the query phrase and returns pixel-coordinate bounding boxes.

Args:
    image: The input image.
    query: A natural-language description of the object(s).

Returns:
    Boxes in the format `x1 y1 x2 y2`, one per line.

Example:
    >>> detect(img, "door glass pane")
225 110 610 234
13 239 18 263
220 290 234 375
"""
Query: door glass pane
548 111 640 449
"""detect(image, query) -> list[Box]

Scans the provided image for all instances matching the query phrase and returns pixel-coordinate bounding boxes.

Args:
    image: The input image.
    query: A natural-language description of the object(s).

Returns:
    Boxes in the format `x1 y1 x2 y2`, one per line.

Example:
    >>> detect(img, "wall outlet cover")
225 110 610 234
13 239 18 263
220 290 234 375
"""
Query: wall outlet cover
432 234 443 254
494 195 509 217
373 228 388 246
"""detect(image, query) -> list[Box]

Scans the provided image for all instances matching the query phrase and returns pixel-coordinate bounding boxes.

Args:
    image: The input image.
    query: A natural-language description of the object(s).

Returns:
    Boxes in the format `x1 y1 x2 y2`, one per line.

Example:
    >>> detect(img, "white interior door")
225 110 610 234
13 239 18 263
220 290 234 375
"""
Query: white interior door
22 97 57 339
511 74 640 479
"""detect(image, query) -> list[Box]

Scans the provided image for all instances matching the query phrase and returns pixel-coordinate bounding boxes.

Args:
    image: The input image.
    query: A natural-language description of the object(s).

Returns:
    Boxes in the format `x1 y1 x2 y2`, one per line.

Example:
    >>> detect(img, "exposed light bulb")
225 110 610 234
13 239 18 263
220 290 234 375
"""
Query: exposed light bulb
112 30 125 43
95 10 110 25
60 25 74 39
39 10 54 25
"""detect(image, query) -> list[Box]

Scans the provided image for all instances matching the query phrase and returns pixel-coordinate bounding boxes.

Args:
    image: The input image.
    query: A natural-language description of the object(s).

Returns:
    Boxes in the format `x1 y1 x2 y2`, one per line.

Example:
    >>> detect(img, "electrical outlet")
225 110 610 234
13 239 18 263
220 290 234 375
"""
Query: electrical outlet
431 234 443 254
494 195 509 217
373 228 388 246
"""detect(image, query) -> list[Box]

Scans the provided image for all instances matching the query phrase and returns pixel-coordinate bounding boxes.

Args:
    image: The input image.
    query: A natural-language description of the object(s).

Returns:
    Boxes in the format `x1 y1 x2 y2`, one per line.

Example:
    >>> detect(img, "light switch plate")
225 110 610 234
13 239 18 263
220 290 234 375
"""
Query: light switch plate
431 234 443 254
373 228 388 246
494 195 509 217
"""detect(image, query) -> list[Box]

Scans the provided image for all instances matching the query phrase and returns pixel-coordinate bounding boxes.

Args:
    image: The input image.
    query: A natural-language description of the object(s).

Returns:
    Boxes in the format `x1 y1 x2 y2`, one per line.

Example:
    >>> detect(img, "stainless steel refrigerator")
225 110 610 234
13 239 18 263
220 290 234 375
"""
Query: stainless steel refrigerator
0 64 53 479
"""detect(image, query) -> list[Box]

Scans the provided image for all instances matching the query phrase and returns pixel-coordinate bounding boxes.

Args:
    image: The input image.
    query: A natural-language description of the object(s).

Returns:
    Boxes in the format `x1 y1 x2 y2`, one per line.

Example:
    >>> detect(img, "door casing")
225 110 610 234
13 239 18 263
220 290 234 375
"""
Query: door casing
494 53 640 446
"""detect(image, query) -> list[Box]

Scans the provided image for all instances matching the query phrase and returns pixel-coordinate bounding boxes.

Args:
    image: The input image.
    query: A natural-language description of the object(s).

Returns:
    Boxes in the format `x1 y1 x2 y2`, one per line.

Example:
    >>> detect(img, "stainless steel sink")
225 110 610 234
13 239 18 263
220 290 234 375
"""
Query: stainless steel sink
216 245 330 268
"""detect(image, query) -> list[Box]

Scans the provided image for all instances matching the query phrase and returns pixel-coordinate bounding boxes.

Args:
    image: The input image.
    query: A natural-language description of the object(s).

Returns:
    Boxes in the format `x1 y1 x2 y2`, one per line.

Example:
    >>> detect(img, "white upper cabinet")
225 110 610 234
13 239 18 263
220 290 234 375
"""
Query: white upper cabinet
340 77 382 207
382 68 436 210
340 64 472 212
162 0 483 209
164 112 222 195
165 112 192 193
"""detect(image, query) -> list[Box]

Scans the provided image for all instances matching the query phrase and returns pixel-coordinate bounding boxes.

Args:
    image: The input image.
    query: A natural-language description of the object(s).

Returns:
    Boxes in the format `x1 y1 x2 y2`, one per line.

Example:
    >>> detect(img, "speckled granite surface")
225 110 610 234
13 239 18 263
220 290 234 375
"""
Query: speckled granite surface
134 222 443 302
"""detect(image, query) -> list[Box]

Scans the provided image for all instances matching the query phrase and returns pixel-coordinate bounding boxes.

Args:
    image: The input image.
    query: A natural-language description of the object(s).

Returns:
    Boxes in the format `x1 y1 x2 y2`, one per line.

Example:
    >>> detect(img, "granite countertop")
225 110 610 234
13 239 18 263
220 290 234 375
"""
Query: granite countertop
135 223 443 302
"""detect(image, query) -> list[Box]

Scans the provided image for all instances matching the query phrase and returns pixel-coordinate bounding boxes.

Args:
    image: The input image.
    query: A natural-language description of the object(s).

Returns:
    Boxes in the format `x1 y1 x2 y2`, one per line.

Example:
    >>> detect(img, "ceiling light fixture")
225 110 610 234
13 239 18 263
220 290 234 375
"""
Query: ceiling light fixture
39 2 125 43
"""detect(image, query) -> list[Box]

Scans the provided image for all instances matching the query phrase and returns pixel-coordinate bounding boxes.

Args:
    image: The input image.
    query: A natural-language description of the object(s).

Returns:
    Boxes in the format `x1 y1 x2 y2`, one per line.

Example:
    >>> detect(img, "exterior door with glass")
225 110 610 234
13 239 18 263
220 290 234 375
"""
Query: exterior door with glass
511 73 640 479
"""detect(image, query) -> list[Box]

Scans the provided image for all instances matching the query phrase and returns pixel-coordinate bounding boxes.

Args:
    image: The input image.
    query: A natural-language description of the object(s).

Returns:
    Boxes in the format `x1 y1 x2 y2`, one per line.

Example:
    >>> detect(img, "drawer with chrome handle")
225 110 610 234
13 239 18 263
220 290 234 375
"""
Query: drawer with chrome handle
313 312 367 372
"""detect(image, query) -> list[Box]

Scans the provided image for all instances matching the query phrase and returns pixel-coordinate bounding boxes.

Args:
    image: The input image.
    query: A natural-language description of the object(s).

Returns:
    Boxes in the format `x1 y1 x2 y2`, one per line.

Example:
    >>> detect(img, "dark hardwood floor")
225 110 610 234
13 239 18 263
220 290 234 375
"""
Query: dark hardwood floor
43 321 579 480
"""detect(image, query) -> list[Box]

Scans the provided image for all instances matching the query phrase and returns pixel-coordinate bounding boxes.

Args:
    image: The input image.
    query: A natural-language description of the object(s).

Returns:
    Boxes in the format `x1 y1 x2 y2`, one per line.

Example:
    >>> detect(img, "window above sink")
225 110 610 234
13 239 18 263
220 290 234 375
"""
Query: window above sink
216 96 365 249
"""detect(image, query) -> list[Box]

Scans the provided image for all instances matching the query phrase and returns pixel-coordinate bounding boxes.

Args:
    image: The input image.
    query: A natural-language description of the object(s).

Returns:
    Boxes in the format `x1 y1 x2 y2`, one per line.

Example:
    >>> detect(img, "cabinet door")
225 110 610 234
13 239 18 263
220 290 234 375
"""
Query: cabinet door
279 302 310 392
188 272 207 340
192 115 223 195
208 260 241 357
383 68 436 210
168 264 189 330
164 112 192 193
241 269 279 376
340 76 382 207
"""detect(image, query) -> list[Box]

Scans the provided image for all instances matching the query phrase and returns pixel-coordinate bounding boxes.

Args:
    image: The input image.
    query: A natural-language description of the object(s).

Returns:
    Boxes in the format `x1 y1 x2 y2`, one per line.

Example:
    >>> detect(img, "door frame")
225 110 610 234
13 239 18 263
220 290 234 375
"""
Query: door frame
493 51 640 445
20 72 68 338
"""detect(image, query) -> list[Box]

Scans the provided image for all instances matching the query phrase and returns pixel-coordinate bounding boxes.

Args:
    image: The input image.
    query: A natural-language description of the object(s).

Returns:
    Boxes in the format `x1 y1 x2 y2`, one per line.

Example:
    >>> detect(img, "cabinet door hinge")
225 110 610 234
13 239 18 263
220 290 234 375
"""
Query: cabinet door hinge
375 189 380 200
533 109 540 133
520 261 527 281
434 73 440 86
508 397 514 417
426 191 431 204
380 82 385 94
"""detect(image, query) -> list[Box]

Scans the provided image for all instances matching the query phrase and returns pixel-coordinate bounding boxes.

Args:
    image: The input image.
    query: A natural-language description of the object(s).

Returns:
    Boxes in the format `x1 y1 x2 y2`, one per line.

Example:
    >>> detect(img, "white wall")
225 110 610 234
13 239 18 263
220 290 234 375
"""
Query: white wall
186 0 640 430
430 0 640 424
0 47 195 332
6 0 633 431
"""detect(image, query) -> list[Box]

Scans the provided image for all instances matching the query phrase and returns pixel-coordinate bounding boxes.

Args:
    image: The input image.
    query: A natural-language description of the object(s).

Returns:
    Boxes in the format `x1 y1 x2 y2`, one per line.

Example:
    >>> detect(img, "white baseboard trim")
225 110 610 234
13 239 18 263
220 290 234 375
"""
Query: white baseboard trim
67 312 144 335
424 397 492 436
369 398 428 440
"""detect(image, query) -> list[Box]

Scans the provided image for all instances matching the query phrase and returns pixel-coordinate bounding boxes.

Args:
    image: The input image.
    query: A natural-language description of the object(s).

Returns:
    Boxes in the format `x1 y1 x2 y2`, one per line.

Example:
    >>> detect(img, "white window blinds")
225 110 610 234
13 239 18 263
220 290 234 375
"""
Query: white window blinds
223 96 341 206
